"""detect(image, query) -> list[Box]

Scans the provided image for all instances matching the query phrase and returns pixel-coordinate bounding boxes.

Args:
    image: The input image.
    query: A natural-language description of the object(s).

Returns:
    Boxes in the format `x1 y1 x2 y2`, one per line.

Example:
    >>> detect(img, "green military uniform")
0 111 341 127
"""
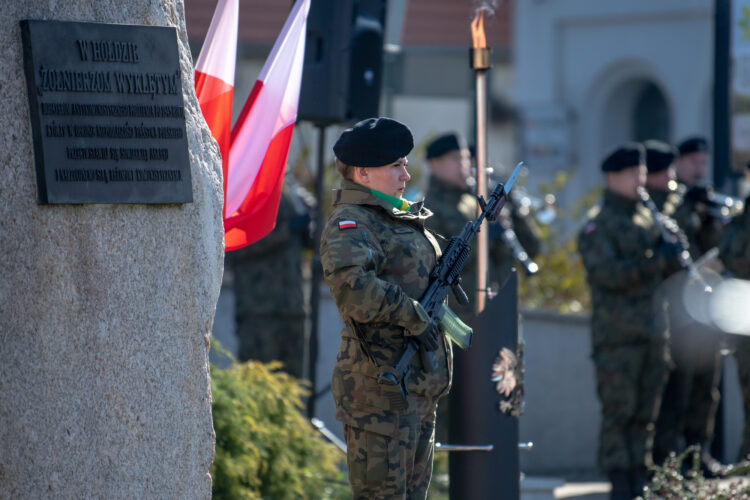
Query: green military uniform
321 179 452 499
719 193 750 460
228 183 309 377
578 189 674 481
668 185 724 451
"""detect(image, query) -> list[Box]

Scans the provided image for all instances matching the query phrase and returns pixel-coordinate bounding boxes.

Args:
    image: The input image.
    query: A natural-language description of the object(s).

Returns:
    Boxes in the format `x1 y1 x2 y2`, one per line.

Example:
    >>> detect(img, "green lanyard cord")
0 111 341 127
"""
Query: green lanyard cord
370 189 410 211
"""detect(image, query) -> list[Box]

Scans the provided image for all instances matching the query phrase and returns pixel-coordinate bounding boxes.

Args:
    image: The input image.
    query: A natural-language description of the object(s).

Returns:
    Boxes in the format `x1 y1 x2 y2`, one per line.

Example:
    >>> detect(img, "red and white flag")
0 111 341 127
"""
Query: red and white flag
194 0 238 204
224 0 310 251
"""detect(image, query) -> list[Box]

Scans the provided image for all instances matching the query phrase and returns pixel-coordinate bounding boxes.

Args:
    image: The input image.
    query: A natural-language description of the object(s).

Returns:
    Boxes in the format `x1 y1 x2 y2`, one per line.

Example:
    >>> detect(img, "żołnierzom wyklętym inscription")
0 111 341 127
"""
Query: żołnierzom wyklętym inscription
21 20 193 204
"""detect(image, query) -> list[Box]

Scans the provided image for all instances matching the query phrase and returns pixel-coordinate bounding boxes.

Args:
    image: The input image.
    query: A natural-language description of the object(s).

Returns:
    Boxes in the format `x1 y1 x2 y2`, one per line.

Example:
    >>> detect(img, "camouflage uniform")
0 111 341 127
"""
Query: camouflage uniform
578 189 674 475
719 195 750 460
228 183 310 378
665 187 725 451
321 179 452 499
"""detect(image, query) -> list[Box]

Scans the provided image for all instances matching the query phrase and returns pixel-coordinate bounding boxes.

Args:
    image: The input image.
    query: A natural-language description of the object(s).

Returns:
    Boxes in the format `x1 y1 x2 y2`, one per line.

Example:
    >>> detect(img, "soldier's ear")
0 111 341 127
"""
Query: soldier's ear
355 167 370 184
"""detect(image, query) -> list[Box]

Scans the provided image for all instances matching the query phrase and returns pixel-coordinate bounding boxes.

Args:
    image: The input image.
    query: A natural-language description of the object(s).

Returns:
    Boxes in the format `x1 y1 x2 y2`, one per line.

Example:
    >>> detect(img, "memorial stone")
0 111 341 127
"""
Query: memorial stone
0 1 223 498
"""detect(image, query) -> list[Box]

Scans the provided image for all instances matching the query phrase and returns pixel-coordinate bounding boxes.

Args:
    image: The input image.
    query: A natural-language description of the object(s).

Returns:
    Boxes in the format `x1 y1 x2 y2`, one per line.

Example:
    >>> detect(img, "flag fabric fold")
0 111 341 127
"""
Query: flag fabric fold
194 0 238 203
223 0 311 251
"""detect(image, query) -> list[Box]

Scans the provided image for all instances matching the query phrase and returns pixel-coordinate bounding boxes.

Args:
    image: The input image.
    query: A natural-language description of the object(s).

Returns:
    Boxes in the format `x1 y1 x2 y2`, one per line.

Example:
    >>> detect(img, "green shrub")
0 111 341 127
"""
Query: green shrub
646 446 750 499
518 172 599 313
210 354 349 499
427 451 449 500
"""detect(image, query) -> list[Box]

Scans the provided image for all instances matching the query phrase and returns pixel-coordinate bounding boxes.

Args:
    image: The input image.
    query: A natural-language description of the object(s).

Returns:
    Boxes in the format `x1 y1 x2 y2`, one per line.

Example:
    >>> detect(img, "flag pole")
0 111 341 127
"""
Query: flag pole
307 123 326 418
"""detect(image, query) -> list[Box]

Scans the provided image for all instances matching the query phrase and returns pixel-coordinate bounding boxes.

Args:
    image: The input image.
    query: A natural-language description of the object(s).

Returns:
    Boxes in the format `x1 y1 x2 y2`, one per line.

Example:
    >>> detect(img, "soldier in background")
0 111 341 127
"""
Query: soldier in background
227 174 313 378
719 161 750 461
673 137 725 253
422 132 540 443
670 136 725 471
321 117 449 499
578 143 681 500
643 140 690 464
642 140 681 215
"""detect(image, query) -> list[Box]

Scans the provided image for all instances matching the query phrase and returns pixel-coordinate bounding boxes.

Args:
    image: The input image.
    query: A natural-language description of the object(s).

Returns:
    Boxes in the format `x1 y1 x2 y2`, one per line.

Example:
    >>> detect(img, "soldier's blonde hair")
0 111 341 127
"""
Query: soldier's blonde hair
336 159 355 180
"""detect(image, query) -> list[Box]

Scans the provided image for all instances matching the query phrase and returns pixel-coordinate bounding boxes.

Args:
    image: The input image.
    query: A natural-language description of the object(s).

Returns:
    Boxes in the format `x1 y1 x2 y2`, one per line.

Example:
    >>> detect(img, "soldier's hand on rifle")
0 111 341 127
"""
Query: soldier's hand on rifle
414 319 441 351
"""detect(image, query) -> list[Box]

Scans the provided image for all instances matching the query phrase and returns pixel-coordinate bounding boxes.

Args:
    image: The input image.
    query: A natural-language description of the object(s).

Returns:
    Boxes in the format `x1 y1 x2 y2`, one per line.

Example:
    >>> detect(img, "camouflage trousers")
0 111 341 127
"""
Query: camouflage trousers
593 341 669 473
235 314 305 378
736 338 750 461
343 404 437 500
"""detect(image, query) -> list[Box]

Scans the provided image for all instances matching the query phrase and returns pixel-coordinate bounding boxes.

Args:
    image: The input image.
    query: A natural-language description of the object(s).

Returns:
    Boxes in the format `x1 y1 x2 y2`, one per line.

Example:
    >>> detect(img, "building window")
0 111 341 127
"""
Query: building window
632 82 670 142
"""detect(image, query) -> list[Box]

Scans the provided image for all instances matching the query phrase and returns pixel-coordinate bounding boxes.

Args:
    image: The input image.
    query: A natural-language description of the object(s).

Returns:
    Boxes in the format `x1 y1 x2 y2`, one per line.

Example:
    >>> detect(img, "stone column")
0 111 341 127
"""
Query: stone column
0 1 222 498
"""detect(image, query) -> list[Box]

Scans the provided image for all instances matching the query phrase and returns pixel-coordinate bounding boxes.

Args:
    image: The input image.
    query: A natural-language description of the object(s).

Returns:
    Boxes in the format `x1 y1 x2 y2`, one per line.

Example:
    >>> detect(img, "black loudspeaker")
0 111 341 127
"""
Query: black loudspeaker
298 0 386 125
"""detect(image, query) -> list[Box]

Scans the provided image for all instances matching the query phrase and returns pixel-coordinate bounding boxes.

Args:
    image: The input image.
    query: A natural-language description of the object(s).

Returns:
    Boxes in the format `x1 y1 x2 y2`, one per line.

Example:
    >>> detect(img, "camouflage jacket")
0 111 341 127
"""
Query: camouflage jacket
321 180 452 425
672 184 725 259
424 176 540 320
720 195 750 279
578 189 672 349
228 183 309 317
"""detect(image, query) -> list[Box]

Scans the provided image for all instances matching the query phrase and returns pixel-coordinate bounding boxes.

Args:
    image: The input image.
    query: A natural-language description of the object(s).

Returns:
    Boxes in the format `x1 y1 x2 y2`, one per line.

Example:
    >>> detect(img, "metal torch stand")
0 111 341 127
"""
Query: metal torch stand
449 271 520 500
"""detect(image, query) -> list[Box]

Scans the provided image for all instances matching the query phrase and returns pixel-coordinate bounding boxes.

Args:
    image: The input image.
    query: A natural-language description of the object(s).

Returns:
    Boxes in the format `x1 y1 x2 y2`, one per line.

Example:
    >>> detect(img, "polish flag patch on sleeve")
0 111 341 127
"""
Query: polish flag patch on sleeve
338 220 357 230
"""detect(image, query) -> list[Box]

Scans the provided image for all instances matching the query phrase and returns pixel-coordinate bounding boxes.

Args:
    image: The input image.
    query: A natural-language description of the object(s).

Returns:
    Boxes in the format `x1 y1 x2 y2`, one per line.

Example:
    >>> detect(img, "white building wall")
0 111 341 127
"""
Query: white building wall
515 0 714 208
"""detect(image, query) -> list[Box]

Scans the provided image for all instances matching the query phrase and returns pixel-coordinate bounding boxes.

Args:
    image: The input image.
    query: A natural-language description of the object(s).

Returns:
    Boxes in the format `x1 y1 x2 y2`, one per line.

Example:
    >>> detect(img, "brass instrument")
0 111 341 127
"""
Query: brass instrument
486 165 557 224
511 186 557 225
496 214 538 274
684 184 744 219
484 165 544 274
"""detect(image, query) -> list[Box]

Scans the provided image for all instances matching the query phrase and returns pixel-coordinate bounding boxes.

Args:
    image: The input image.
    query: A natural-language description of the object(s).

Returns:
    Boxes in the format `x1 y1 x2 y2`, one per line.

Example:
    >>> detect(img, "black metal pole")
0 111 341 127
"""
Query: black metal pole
710 0 731 460
307 123 326 418
713 0 731 191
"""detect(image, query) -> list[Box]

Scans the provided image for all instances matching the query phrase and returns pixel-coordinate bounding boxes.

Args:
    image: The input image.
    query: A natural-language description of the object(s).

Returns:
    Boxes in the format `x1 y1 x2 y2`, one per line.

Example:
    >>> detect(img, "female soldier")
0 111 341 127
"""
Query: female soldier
320 117 451 499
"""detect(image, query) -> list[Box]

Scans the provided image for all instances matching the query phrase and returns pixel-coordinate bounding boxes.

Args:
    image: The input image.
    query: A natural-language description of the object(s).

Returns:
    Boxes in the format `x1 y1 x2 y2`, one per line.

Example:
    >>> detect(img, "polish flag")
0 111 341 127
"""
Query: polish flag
223 0 310 251
194 0 238 205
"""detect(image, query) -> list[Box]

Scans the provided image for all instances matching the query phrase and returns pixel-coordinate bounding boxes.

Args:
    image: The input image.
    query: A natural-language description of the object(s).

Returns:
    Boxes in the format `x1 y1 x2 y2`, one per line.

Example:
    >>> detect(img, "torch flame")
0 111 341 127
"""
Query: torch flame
471 8 487 49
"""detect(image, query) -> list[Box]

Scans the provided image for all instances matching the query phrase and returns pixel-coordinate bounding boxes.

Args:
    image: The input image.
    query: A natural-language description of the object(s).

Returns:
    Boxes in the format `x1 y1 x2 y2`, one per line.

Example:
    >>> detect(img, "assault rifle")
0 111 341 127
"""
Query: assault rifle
376 162 524 411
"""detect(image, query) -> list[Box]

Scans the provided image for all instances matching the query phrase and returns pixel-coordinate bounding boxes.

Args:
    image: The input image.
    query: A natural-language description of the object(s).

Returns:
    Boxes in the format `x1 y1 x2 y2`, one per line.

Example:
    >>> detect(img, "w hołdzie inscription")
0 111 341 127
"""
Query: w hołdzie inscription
21 20 193 204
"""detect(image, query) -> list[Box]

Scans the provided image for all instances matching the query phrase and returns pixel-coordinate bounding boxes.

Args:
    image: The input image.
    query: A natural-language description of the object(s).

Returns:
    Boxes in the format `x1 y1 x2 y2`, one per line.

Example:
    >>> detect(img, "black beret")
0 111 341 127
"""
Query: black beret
601 142 645 172
644 140 677 173
677 136 709 156
333 117 413 167
426 133 465 159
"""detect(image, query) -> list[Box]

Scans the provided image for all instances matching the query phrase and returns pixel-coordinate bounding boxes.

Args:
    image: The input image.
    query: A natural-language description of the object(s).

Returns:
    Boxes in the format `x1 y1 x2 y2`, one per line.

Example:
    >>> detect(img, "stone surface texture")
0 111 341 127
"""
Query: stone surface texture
0 1 223 498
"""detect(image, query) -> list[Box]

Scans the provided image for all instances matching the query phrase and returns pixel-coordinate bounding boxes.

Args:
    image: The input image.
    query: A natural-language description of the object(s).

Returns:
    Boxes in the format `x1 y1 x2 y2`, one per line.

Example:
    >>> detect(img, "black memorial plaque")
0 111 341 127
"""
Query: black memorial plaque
20 20 193 204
